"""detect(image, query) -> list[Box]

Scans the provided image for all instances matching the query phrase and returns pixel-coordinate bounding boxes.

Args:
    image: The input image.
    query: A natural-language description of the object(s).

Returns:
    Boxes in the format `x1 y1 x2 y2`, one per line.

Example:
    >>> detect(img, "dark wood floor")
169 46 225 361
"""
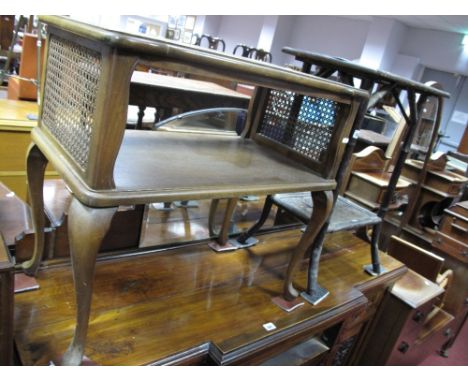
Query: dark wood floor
13 229 403 365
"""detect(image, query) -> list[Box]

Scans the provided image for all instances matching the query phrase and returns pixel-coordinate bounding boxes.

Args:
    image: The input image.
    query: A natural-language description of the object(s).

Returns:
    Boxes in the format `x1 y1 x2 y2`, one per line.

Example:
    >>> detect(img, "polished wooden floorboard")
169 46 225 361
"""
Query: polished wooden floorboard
14 229 403 366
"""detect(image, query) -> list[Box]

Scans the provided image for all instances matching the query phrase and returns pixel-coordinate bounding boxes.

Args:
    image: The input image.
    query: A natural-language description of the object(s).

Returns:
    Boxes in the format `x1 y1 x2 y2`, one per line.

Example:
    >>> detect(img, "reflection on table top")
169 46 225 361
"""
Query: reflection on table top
131 71 250 101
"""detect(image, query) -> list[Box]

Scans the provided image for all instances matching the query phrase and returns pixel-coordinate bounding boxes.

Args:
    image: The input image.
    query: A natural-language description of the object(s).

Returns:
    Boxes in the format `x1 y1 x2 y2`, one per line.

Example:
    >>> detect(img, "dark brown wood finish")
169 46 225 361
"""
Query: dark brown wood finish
0 233 15 365
358 269 452 365
14 231 405 365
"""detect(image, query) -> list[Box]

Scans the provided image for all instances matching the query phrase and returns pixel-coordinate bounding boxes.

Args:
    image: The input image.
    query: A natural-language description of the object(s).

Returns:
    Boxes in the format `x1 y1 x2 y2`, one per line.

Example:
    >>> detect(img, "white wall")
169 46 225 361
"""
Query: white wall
391 54 421 80
400 28 468 76
284 16 370 66
200 15 222 38
216 15 265 54
379 19 407 71
269 16 298 65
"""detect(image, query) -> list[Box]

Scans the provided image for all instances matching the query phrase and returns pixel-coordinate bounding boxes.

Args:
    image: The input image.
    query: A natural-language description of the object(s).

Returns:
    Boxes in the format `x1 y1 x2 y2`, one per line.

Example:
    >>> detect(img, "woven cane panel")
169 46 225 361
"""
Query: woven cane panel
42 35 102 171
258 89 340 163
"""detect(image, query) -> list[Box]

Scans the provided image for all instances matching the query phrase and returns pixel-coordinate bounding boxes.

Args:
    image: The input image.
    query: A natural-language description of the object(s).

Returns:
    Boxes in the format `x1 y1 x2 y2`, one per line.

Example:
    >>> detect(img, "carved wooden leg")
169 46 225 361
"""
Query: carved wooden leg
216 198 238 246
283 191 333 301
208 199 221 238
208 198 239 245
61 198 117 366
237 195 273 244
22 144 48 276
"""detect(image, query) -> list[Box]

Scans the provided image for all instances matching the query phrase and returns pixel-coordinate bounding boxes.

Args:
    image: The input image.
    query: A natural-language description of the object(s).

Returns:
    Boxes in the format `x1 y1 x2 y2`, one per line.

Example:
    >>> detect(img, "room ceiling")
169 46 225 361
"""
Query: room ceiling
344 15 468 35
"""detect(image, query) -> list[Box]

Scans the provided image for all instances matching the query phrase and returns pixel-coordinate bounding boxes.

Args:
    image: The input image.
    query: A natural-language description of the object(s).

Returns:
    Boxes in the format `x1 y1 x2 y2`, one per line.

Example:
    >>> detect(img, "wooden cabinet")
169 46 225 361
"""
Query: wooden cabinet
358 270 454 365
0 99 59 201
433 201 468 262
0 233 14 366
12 231 405 365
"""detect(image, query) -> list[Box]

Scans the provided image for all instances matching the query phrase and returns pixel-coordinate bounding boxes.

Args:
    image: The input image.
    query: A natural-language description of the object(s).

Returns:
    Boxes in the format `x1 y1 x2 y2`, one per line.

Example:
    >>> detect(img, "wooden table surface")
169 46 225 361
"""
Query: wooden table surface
0 99 38 130
14 230 405 365
113 130 335 200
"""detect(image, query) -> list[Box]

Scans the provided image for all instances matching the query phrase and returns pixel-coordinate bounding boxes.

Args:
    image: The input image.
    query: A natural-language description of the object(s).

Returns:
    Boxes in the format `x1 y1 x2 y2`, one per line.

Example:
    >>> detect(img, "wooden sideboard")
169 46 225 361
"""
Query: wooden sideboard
358 269 453 365
0 232 14 366
13 231 405 365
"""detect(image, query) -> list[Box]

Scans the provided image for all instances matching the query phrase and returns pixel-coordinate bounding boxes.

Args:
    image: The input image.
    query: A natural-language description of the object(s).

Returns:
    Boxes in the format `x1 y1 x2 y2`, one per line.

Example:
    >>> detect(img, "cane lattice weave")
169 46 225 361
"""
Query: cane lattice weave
258 89 340 163
41 35 102 171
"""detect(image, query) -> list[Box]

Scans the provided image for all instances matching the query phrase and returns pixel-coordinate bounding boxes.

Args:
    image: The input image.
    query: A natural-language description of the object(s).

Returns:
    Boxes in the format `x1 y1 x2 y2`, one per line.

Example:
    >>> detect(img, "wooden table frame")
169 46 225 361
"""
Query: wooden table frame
22 16 369 365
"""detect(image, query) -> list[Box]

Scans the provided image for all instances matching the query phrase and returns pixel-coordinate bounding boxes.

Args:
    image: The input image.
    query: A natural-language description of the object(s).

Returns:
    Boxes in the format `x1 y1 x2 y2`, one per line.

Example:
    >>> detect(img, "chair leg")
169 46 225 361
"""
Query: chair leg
283 191 333 301
208 198 239 246
208 199 221 237
61 197 117 366
237 195 273 244
216 198 238 246
363 223 385 276
22 144 48 276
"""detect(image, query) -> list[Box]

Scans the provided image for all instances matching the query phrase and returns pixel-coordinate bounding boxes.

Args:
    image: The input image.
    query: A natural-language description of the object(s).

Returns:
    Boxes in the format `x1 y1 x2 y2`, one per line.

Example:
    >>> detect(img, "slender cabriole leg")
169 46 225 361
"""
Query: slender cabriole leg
216 198 239 246
208 198 221 238
61 198 117 366
283 190 333 301
22 144 48 276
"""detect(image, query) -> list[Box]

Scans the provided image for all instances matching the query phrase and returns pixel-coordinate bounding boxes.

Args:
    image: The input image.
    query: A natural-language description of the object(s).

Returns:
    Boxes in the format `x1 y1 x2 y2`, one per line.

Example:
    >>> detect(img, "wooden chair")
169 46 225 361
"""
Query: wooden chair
248 48 273 63
196 34 226 52
233 44 253 58
23 16 369 365
388 235 453 322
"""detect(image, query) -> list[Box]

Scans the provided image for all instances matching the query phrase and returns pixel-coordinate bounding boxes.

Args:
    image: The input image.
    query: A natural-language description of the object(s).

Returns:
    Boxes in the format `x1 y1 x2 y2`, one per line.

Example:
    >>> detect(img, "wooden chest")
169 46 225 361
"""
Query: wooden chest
433 201 468 263
345 171 411 210
403 159 467 197
358 270 453 365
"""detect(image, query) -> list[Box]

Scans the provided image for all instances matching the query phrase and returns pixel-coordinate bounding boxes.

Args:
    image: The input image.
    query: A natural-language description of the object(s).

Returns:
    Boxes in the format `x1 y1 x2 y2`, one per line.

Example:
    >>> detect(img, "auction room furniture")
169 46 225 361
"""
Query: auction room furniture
359 236 454 365
390 82 468 245
431 201 468 358
12 230 406 365
0 99 59 201
193 34 226 52
23 16 368 365
226 49 448 308
248 48 273 63
7 32 45 101
0 233 14 366
233 44 253 58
